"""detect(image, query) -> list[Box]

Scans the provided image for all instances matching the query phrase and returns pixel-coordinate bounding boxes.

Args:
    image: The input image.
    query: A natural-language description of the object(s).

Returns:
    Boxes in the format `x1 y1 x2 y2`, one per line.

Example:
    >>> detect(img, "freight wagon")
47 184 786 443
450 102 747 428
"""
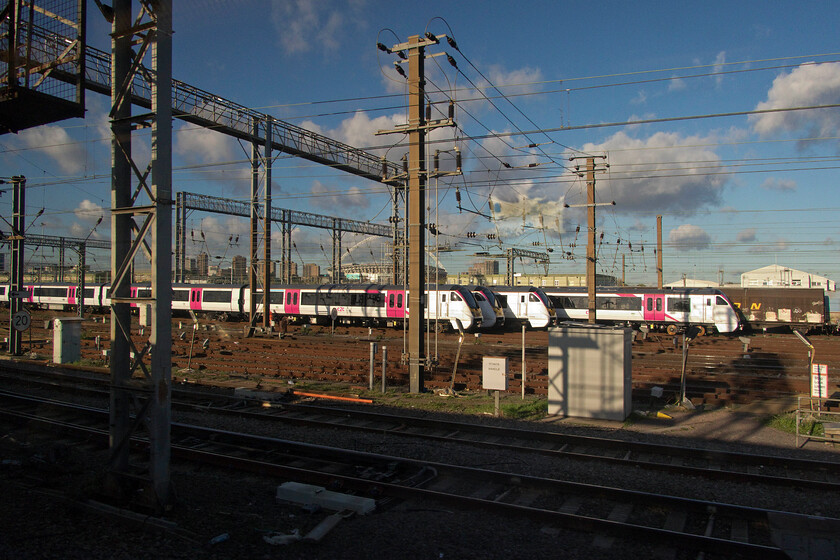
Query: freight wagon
719 287 831 333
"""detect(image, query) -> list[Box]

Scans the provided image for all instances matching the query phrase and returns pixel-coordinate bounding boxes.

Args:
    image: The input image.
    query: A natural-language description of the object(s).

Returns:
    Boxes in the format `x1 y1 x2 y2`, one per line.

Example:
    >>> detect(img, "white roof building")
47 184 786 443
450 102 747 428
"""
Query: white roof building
740 265 835 291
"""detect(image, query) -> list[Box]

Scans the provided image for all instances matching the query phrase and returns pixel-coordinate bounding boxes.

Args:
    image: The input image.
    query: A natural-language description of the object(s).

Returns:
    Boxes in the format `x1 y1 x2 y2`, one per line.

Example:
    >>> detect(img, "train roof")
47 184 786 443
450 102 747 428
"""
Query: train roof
540 286 726 295
488 285 549 293
259 283 470 292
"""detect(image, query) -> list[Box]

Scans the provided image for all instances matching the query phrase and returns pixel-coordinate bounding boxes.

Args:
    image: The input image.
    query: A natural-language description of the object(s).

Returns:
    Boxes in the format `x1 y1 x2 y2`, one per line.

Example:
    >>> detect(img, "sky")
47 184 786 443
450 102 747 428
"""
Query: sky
3 0 840 297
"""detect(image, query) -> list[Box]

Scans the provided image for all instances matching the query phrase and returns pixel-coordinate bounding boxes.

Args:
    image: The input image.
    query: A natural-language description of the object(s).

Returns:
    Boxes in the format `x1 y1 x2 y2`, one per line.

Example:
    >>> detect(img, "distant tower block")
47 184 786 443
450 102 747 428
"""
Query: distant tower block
0 1 86 134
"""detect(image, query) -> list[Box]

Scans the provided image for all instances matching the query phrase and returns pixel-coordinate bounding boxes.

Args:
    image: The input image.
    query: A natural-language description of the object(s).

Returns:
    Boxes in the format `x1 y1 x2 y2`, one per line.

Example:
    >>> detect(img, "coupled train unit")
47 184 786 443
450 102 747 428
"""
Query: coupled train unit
1 282 756 334
542 286 742 335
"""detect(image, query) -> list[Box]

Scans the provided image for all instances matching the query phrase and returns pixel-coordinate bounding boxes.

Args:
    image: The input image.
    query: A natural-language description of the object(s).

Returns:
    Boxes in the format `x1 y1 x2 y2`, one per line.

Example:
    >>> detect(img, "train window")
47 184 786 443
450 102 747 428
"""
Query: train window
293 293 298 305
203 290 232 302
667 298 690 312
706 298 712 306
474 293 486 301
521 295 525 303
598 297 615 310
441 294 447 302
286 292 291 305
83 288 95 298
452 293 462 302
647 299 653 312
397 294 403 308
34 287 67 298
656 298 662 312
172 290 189 301
389 294 394 307
716 296 727 306
529 294 539 303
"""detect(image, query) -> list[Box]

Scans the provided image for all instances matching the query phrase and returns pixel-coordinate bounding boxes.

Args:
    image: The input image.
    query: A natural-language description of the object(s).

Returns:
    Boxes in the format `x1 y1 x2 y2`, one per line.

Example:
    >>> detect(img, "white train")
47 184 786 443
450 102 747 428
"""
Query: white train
2 282 483 332
541 286 742 335
488 286 555 329
466 285 505 328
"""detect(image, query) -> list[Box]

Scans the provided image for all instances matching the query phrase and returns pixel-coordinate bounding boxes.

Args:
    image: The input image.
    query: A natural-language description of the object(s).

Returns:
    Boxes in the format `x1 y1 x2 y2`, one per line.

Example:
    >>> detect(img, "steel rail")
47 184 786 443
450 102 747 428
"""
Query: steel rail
0 389 812 558
2 365 838 492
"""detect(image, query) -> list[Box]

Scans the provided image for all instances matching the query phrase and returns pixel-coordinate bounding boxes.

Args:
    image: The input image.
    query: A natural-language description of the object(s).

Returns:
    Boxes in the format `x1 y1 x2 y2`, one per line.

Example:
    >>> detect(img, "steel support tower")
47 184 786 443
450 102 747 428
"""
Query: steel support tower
107 0 173 510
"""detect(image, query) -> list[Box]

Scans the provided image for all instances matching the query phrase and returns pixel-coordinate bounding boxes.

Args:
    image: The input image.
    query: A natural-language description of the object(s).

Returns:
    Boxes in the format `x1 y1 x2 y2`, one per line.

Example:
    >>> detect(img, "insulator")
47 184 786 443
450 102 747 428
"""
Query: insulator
448 101 455 119
433 150 440 174
455 148 462 173
425 105 431 121
401 153 408 173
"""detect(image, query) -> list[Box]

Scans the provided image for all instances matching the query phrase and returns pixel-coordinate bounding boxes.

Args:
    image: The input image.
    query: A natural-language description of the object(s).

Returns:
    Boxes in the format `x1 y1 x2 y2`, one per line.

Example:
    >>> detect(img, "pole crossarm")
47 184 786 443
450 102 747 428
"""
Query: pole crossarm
180 192 394 238
61 45 402 184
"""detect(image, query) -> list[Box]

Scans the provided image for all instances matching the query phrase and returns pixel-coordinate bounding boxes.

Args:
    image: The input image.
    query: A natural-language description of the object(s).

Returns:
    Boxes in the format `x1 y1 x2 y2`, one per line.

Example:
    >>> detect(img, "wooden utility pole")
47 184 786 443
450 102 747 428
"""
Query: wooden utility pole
568 156 610 324
376 33 455 393
586 159 596 324
657 215 663 289
406 35 426 393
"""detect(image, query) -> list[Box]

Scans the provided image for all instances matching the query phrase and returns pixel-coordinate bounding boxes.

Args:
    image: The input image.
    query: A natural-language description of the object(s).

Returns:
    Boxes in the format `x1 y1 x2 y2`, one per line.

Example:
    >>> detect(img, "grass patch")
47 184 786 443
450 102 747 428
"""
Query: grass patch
72 358 107 368
502 398 547 420
766 413 825 437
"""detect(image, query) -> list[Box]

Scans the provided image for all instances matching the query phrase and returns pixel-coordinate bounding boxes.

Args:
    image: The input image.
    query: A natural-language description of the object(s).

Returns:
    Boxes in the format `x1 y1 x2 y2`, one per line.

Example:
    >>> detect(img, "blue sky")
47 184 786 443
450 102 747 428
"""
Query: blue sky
3 0 840 293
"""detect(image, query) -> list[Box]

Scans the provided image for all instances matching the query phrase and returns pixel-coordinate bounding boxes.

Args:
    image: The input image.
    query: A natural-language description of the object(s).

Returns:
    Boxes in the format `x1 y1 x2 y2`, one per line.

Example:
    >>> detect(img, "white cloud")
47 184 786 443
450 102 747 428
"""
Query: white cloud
74 200 105 223
668 77 687 92
485 65 544 93
302 110 406 154
712 51 726 87
271 0 366 56
760 177 797 192
580 130 727 212
175 123 237 164
310 180 368 210
669 224 711 251
17 125 86 174
196 215 250 256
750 62 840 139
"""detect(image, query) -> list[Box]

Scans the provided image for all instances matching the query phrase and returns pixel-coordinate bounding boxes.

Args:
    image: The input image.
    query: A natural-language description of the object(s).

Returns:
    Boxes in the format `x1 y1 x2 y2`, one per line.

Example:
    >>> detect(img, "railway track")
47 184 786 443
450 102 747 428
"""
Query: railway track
1 389 836 559
3 363 839 492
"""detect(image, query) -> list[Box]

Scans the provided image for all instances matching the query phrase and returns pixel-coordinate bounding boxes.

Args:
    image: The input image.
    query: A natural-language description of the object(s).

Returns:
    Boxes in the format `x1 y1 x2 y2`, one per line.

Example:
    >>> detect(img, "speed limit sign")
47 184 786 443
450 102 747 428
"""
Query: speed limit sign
12 309 31 332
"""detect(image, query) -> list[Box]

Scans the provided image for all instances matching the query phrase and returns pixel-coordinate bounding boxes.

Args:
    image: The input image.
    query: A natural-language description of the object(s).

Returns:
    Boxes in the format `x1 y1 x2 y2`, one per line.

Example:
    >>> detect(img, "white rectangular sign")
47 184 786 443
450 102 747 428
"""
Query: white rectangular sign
811 364 828 399
482 356 509 391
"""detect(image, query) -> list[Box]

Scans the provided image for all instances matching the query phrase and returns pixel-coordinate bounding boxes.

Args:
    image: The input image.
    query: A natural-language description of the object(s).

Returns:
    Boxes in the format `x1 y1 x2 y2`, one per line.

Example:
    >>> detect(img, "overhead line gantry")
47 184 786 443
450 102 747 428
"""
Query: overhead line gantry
175 192 395 284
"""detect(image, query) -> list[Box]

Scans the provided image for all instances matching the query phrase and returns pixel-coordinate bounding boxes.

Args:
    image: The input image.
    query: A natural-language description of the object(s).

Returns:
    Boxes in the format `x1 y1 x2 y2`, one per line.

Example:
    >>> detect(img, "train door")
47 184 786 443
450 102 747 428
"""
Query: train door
189 287 202 311
68 286 76 306
284 289 300 315
644 294 665 322
386 290 405 319
438 292 449 321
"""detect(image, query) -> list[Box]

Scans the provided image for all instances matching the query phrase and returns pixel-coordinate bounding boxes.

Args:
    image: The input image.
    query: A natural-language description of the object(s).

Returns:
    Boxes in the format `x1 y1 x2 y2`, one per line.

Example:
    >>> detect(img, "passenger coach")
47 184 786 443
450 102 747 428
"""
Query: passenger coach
542 286 741 335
